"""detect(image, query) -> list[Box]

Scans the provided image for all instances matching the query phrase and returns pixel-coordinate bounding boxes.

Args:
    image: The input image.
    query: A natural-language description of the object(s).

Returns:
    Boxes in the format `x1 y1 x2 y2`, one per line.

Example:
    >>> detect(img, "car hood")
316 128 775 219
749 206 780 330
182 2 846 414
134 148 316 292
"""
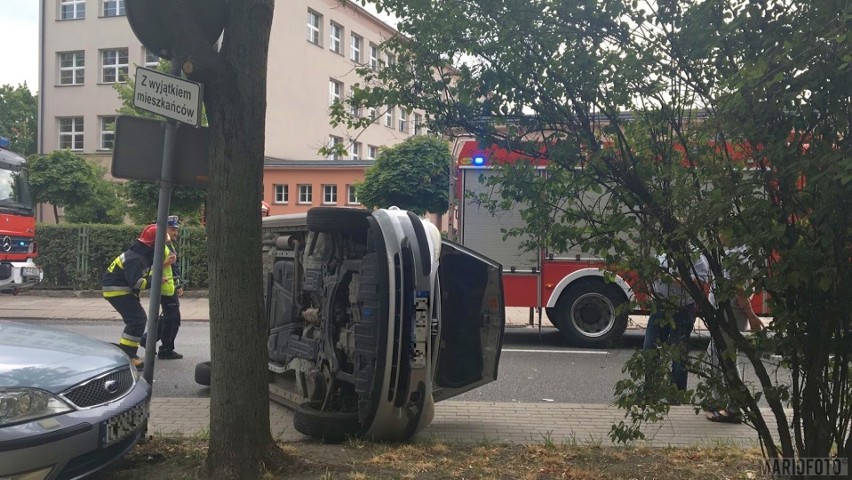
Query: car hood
0 321 130 394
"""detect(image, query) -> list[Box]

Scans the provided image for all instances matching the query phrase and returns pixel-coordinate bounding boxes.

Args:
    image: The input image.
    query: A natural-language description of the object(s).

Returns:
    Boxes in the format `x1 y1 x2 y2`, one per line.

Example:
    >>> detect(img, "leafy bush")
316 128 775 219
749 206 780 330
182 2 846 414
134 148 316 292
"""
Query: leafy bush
35 224 208 290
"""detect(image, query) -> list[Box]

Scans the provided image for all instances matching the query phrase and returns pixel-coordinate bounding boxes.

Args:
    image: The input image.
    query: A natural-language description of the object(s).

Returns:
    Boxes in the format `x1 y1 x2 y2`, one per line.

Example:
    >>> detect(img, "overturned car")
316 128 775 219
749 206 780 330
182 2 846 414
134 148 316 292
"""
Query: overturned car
262 206 504 441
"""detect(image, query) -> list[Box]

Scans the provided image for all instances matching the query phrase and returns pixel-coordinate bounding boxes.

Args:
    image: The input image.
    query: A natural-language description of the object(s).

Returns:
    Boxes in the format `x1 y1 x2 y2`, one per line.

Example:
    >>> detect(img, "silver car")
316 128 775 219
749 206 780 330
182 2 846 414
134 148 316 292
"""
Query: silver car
0 321 151 480
260 206 504 441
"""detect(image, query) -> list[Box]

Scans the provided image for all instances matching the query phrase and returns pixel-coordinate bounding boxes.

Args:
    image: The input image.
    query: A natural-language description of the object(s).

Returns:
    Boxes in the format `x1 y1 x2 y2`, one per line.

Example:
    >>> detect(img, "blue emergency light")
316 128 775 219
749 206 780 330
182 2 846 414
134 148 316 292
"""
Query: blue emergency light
472 154 486 166
0 136 9 149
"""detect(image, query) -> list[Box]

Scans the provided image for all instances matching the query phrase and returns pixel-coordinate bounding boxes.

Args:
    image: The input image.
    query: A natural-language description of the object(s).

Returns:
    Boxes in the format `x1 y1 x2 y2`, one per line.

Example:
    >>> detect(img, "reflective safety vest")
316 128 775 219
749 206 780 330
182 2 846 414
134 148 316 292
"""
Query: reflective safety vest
102 246 152 298
162 245 176 296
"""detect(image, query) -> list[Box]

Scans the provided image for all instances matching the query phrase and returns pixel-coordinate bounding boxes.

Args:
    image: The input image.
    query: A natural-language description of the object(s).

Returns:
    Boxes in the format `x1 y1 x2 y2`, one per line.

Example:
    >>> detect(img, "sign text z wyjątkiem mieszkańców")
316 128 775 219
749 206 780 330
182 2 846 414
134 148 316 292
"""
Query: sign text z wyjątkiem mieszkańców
133 67 203 127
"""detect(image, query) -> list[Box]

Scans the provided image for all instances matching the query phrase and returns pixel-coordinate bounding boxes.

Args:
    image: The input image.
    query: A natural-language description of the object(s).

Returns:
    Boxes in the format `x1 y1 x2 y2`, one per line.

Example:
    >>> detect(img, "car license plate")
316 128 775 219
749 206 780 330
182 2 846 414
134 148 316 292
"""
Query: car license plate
22 266 41 277
101 402 149 447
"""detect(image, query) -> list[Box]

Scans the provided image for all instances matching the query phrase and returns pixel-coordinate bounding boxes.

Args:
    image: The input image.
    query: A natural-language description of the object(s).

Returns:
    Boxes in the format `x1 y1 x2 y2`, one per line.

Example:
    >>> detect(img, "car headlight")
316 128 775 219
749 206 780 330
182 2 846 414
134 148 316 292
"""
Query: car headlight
0 388 74 426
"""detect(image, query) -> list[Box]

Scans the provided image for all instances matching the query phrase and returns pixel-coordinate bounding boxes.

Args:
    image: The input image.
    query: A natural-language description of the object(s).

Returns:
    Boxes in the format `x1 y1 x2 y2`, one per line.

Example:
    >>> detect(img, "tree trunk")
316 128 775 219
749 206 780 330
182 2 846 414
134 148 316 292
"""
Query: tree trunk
150 0 289 477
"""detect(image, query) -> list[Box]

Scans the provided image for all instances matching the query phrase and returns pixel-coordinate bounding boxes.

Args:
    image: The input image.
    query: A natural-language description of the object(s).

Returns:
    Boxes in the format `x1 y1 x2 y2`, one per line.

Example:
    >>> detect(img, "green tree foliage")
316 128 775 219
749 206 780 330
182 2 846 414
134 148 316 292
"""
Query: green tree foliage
343 0 851 464
113 59 206 221
63 166 125 224
357 136 450 215
0 83 37 155
27 150 99 223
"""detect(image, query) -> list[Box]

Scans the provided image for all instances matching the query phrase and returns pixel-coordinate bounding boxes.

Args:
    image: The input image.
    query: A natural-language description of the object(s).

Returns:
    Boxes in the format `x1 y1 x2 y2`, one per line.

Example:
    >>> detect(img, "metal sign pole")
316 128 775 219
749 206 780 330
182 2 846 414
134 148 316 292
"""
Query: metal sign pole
142 59 181 386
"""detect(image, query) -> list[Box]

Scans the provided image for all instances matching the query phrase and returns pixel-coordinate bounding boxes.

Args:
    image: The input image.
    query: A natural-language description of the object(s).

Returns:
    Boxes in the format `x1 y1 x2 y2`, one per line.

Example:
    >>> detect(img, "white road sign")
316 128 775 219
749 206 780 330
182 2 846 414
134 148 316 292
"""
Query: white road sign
133 67 203 126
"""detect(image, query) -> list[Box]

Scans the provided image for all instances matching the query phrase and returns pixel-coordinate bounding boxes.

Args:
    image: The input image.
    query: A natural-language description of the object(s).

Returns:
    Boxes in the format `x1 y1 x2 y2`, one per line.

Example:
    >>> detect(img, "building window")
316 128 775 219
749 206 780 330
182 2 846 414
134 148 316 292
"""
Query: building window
384 107 394 128
368 107 377 122
102 0 125 17
274 184 289 204
298 184 313 204
348 85 360 117
58 51 84 85
58 117 84 151
99 116 116 150
369 44 380 70
399 110 408 133
307 10 321 45
329 22 342 54
60 0 85 20
144 49 159 68
384 52 395 68
323 185 337 205
329 79 342 106
367 145 378 159
350 142 361 160
414 113 423 135
350 34 362 63
328 135 343 160
101 48 128 83
347 185 358 204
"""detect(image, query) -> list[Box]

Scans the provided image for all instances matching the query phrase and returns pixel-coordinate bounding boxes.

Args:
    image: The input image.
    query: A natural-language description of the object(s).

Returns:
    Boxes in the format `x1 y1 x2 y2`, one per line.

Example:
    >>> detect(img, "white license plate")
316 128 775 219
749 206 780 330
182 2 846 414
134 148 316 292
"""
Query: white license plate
101 402 149 447
22 267 41 277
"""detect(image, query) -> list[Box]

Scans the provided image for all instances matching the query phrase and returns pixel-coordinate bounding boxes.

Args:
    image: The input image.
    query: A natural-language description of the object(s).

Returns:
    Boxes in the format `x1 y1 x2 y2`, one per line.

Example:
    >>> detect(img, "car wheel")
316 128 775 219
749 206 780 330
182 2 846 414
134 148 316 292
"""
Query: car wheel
194 361 211 386
306 207 371 233
553 279 628 347
292 401 361 443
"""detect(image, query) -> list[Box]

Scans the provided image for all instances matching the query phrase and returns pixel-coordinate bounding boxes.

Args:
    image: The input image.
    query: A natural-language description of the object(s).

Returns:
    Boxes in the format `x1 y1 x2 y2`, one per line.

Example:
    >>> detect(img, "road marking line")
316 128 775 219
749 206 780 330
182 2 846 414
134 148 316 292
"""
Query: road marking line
502 348 609 355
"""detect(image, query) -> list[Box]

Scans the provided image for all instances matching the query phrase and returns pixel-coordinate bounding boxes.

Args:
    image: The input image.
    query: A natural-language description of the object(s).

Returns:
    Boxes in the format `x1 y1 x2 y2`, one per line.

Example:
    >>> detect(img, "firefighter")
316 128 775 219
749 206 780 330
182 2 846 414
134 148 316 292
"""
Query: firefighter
156 216 184 359
102 224 167 369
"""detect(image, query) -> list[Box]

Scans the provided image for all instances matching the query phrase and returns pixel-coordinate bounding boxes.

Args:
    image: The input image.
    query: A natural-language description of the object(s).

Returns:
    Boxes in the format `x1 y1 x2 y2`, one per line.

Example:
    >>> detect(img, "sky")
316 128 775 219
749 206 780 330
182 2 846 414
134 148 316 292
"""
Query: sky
0 0 40 90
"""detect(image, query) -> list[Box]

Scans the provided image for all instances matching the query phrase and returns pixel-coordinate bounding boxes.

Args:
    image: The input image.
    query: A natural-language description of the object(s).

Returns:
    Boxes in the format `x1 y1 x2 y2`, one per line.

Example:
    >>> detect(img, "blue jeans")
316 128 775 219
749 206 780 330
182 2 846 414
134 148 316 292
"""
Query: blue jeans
643 303 697 391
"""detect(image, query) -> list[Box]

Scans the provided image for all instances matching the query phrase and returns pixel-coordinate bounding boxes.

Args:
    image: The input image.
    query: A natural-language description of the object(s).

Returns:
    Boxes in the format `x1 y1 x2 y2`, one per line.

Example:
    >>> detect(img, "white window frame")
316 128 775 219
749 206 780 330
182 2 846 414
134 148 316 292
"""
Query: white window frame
384 52 395 68
350 142 361 160
298 184 313 204
369 44 380 70
59 0 85 20
307 10 321 45
144 49 160 68
58 117 84 151
348 85 360 117
384 107 394 128
274 184 289 204
329 22 342 54
322 184 338 205
399 109 408 133
101 48 128 83
99 116 116 150
328 135 343 160
329 79 342 106
414 113 423 135
102 0 125 17
58 51 85 85
347 184 359 204
367 145 378 159
350 34 362 63
368 107 377 122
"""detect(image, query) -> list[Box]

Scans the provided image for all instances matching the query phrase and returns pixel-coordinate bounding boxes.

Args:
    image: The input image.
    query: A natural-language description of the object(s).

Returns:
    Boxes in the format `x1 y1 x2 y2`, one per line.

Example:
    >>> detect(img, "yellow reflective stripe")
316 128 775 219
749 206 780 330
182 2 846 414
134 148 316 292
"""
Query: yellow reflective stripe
103 290 132 298
119 337 140 347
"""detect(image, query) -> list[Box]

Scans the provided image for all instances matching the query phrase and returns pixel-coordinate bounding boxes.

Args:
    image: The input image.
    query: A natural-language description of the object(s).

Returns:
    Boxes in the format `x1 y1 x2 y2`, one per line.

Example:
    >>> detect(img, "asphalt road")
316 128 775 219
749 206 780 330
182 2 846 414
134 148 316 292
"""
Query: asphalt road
10 319 734 404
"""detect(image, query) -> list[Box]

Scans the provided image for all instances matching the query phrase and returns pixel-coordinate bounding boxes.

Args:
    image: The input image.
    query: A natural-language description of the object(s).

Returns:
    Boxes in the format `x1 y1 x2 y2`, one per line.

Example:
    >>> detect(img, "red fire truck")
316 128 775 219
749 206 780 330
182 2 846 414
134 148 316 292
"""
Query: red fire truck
0 137 43 294
448 137 768 346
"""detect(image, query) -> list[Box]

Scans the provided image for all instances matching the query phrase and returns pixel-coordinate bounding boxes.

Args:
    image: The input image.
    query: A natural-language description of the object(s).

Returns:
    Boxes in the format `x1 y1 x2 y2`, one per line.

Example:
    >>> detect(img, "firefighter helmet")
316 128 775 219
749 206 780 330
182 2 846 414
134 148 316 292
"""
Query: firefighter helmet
138 224 157 247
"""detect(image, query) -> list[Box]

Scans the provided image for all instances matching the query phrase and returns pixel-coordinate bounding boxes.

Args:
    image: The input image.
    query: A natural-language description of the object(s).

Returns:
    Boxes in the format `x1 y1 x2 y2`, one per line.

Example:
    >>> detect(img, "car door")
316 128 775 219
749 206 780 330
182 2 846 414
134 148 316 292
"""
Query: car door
432 239 504 401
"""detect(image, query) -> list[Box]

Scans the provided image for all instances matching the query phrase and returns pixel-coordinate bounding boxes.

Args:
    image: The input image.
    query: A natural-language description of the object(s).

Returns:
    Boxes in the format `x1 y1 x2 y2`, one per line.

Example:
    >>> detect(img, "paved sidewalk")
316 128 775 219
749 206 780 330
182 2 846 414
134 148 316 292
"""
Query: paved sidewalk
150 398 762 447
3 292 766 447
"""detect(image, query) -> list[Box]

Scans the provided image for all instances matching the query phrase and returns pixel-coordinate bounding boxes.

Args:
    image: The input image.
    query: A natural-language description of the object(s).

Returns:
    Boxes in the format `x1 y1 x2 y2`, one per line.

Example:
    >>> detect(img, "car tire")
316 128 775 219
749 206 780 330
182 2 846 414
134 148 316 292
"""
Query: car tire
306 207 371 233
553 279 628 347
292 401 361 443
194 361 211 386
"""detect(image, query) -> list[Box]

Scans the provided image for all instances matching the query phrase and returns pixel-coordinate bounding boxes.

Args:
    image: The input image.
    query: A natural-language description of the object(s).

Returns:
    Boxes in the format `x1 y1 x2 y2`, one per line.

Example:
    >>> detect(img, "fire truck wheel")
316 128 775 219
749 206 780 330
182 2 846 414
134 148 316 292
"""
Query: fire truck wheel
554 280 628 347
306 207 371 233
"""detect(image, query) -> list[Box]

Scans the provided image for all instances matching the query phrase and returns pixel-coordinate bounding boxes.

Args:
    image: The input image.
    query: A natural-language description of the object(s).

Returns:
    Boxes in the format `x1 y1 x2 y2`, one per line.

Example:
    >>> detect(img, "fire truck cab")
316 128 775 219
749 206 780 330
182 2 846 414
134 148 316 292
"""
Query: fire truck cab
0 137 43 294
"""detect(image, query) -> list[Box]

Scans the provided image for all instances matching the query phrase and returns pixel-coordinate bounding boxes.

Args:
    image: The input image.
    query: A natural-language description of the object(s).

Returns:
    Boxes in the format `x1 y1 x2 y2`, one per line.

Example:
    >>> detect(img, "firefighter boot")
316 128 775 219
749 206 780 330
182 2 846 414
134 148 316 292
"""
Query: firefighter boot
158 323 183 360
119 344 144 370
